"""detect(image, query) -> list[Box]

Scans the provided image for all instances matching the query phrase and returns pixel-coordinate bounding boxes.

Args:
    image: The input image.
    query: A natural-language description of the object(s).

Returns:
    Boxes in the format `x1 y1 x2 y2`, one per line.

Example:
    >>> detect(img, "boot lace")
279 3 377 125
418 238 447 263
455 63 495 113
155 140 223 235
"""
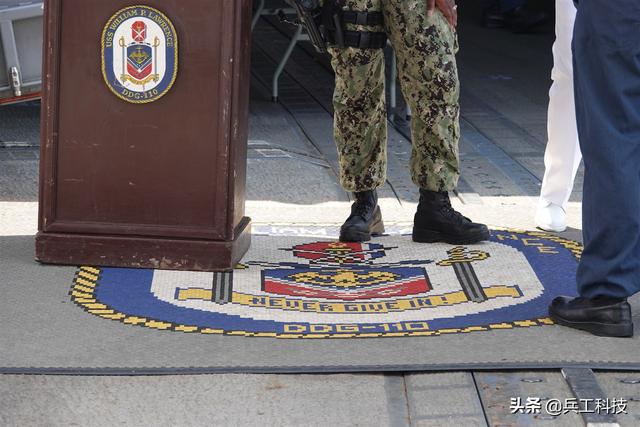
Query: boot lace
438 198 468 224
352 193 375 219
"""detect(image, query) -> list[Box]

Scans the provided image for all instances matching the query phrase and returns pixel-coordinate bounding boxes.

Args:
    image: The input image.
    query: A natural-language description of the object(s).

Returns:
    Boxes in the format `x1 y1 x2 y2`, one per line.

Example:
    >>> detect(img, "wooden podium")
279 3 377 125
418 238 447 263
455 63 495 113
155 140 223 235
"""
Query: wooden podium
36 0 252 271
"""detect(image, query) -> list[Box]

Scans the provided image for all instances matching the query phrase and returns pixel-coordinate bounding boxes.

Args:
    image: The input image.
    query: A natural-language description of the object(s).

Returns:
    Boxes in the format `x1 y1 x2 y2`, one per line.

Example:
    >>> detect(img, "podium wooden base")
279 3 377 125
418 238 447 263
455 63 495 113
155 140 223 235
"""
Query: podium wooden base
36 218 251 272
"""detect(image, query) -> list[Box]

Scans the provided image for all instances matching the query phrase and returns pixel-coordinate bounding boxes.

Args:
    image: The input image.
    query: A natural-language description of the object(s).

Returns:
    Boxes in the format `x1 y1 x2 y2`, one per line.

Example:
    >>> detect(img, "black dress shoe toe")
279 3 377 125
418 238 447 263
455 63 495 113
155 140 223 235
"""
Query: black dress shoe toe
549 296 633 338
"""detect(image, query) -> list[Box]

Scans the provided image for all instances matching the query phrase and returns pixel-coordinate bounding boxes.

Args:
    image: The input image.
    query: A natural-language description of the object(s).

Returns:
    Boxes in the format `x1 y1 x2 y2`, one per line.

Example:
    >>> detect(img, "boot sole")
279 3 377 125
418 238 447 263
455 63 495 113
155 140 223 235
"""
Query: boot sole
412 228 490 245
340 218 385 243
549 311 634 338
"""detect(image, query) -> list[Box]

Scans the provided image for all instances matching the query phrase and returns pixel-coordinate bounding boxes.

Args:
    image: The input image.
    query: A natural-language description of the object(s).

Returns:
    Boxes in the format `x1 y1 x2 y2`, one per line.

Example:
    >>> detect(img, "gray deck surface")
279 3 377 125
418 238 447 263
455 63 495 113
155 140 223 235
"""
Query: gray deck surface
0 2 636 426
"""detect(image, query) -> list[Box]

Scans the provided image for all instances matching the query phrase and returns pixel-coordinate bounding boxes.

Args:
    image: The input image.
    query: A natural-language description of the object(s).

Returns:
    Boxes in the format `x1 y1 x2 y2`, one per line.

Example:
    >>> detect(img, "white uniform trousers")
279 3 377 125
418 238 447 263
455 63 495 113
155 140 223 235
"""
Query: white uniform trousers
539 0 582 208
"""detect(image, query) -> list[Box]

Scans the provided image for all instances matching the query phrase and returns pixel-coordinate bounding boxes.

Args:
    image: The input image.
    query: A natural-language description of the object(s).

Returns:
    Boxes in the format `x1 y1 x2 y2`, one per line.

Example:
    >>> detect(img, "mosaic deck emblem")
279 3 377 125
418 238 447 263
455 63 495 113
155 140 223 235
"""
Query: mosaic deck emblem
71 231 582 338
101 5 178 103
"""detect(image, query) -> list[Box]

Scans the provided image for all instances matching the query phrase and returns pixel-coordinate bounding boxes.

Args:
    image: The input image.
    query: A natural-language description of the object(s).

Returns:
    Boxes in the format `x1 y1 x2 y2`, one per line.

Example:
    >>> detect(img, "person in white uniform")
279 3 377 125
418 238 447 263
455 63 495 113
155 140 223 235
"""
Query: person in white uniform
535 0 581 233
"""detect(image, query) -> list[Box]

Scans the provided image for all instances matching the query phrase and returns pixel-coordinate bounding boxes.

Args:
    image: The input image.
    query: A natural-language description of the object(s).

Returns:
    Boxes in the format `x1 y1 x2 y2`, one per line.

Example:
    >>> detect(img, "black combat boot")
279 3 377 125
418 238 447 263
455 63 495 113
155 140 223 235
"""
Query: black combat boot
340 190 385 242
413 189 490 244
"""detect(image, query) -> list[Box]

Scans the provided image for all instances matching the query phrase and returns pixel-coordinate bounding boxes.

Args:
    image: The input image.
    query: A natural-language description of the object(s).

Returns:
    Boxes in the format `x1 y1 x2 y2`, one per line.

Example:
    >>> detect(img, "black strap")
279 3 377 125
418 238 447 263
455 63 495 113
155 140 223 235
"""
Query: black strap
342 30 387 49
341 11 384 26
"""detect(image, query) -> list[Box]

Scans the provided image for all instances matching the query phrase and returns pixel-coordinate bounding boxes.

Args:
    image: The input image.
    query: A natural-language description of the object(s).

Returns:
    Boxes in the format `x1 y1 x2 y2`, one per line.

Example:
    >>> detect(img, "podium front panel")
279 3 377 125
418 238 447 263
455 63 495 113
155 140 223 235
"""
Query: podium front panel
37 0 252 270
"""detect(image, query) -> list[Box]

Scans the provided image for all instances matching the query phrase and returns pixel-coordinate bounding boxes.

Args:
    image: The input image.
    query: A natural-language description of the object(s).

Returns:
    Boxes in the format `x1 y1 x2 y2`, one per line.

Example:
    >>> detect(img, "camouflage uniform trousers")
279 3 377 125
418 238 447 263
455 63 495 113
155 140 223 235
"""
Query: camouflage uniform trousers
329 0 460 192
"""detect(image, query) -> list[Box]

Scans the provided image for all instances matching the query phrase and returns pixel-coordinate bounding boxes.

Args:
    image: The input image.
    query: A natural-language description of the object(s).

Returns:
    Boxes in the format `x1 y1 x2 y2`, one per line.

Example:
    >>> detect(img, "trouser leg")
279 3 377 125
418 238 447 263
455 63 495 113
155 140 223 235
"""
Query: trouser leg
328 0 386 192
539 0 582 209
383 0 460 192
574 0 640 298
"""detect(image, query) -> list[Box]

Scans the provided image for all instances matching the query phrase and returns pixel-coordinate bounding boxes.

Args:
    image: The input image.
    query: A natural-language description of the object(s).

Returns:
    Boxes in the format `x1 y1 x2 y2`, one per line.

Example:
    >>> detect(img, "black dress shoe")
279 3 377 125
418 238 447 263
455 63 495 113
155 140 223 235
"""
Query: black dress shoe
413 190 490 244
340 190 385 242
549 296 634 338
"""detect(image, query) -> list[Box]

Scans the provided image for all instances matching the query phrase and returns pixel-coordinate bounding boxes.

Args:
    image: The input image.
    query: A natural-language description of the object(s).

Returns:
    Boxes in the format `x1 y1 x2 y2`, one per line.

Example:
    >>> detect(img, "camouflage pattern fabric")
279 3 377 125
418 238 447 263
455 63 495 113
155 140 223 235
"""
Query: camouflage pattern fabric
328 0 460 192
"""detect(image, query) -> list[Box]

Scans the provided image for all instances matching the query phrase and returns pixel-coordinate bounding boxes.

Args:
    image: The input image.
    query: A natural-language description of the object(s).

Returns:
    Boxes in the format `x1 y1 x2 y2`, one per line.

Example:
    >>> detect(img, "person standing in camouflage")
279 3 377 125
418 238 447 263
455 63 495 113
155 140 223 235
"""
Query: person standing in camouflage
329 0 490 244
